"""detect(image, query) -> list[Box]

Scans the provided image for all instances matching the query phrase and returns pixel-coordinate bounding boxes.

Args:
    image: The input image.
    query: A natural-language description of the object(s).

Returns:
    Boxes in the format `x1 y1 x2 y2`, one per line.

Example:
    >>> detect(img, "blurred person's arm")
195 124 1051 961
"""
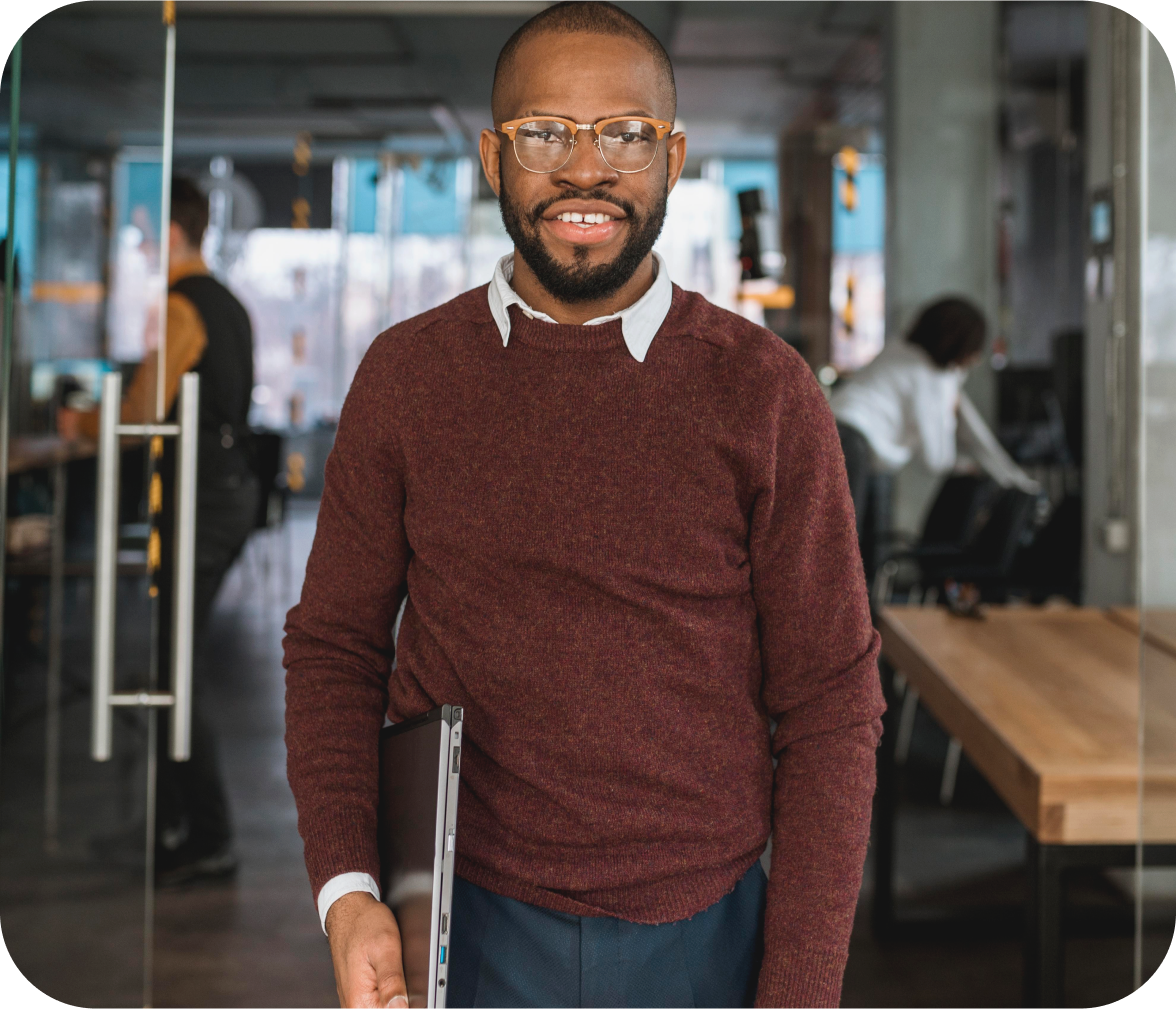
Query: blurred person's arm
749 349 885 1008
59 292 206 440
956 392 1041 494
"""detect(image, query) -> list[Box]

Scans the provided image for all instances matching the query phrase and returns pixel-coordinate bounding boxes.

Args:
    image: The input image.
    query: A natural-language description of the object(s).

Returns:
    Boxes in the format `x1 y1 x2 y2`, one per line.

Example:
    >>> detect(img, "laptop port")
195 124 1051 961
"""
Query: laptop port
441 913 448 934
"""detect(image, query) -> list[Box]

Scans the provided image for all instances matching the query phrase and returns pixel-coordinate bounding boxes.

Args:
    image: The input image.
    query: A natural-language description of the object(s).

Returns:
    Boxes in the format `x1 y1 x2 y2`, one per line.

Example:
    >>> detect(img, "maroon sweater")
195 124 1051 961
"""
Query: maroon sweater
284 284 885 1007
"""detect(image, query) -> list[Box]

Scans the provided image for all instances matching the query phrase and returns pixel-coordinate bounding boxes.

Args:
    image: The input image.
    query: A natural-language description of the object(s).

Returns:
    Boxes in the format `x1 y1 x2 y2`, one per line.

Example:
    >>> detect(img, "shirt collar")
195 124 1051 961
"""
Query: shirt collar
487 251 672 363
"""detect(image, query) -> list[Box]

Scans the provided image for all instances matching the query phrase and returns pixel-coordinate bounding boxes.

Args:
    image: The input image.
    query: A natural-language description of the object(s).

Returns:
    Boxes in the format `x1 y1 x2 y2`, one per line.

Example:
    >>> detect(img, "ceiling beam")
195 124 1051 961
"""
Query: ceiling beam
80 0 548 15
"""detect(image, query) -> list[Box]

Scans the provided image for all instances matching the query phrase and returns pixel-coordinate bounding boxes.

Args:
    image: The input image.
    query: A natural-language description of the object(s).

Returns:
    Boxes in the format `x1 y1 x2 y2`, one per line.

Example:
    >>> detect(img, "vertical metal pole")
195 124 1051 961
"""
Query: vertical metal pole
143 705 157 1009
170 372 197 761
1108 12 1129 525
145 8 176 1005
1133 17 1149 995
155 20 176 423
91 371 122 762
0 38 23 726
44 460 66 850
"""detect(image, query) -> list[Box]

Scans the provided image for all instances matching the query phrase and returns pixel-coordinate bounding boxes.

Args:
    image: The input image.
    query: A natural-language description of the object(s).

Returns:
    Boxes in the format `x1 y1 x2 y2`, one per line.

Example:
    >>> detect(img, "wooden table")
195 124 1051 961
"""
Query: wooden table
1105 606 1176 659
8 434 96 475
875 605 1176 1007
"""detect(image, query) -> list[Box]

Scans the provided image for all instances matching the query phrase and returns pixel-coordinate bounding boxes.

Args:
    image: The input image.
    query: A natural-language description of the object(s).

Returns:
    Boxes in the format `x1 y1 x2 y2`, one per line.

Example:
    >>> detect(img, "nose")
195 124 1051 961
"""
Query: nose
552 127 617 189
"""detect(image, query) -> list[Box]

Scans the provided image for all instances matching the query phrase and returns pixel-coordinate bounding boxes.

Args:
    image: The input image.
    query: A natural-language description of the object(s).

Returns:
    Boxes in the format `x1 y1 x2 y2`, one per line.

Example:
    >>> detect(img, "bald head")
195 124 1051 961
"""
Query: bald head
491 1 677 123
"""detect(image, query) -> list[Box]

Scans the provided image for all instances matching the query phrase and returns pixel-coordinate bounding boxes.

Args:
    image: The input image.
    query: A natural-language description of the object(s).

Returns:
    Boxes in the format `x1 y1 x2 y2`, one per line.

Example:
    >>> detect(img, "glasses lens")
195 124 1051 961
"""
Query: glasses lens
512 120 574 172
598 121 660 172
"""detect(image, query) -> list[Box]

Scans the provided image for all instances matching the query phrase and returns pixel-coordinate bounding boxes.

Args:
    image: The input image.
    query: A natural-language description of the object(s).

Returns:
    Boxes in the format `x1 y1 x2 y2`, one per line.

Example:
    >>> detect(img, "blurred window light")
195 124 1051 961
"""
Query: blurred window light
350 159 380 235
0 154 39 300
401 159 463 235
716 160 779 243
831 154 886 372
654 178 739 312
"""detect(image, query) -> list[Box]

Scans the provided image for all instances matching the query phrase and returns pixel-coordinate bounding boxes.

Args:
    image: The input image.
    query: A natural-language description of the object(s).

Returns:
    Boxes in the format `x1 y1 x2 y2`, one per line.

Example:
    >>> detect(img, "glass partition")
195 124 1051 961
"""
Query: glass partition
4 3 1176 1007
1139 21 1176 992
0 9 171 1006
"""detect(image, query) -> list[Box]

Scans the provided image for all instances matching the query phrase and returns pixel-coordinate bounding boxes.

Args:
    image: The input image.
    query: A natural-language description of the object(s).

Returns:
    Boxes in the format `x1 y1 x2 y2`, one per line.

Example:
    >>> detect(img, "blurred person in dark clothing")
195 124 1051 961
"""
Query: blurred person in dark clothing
60 177 258 883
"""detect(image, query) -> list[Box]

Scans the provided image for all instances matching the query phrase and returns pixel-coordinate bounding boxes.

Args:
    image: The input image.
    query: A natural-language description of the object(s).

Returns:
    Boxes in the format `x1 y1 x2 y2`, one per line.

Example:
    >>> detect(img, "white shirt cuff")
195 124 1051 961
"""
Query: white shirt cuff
317 871 381 935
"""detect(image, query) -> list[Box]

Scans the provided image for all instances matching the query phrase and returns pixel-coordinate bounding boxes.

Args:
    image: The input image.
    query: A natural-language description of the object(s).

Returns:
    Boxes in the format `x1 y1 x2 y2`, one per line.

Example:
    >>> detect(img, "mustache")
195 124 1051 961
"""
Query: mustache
526 190 636 224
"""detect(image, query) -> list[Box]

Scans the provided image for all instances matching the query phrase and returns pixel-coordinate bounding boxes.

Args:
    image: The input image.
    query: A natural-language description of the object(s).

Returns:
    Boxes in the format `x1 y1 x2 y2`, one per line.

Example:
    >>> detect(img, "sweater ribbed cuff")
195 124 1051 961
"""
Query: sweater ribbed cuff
302 810 381 905
754 948 846 1008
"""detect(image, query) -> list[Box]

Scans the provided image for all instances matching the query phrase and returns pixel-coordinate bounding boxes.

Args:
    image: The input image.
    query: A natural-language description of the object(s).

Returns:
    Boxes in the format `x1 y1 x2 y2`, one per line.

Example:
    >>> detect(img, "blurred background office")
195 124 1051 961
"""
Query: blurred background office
0 3 1174 1007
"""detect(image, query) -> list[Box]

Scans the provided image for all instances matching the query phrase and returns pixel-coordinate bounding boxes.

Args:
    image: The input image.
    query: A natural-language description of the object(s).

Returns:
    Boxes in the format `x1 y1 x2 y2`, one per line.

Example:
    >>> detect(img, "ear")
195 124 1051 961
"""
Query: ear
665 131 687 194
479 128 503 198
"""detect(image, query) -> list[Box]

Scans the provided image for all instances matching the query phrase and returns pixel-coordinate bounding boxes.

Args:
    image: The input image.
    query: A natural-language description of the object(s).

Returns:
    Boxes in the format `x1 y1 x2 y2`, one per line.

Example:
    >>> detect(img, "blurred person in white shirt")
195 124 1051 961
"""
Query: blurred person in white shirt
831 296 1039 544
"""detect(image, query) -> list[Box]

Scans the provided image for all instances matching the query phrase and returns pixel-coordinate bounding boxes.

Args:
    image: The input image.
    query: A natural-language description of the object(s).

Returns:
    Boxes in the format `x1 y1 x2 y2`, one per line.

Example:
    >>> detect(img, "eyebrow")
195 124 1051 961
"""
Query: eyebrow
521 109 657 121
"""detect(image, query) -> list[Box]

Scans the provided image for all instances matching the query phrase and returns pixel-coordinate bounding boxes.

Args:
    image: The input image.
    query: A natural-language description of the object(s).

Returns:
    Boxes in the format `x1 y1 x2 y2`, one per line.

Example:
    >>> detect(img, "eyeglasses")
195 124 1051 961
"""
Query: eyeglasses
497 116 674 174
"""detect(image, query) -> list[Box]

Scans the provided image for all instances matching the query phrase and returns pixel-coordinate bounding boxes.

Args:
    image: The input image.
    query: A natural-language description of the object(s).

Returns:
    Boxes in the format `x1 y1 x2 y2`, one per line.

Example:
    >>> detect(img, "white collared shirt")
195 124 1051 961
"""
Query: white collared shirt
486 250 673 363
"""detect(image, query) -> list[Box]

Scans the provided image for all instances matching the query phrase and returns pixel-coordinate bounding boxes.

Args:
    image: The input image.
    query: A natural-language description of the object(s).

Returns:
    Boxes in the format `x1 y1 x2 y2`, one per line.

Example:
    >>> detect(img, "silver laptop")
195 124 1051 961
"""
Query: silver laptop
378 705 463 1009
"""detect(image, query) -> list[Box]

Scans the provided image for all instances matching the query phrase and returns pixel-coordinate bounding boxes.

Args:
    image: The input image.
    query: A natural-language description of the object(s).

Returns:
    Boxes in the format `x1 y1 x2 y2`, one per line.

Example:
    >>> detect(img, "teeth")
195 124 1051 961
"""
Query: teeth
556 212 614 224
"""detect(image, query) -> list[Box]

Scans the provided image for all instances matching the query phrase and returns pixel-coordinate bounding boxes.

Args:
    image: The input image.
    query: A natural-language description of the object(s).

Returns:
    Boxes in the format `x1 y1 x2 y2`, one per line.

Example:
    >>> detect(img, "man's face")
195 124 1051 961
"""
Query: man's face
481 32 686 304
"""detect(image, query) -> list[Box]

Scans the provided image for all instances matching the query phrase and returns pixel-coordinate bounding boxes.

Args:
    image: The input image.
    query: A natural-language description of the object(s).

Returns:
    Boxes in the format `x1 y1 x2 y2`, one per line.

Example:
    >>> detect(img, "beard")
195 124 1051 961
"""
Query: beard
498 184 668 305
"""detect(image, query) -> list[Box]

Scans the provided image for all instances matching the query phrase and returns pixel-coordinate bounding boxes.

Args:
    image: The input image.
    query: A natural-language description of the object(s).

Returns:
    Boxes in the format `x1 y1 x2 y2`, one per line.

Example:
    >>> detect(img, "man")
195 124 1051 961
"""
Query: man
62 177 258 883
284 4 884 1007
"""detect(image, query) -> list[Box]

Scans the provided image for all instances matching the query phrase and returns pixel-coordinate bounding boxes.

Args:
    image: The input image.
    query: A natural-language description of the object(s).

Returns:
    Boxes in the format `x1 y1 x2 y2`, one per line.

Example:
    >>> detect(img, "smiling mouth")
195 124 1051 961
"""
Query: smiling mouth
552 211 617 227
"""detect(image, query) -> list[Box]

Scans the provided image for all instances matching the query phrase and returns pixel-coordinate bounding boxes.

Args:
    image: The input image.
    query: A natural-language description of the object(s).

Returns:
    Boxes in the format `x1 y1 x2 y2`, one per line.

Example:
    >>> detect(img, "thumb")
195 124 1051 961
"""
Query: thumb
372 950 408 1009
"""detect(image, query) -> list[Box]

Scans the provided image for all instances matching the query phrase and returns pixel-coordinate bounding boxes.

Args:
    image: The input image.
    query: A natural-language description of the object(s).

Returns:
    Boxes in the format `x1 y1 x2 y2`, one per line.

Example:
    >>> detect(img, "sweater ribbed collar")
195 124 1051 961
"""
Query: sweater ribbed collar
487 251 672 363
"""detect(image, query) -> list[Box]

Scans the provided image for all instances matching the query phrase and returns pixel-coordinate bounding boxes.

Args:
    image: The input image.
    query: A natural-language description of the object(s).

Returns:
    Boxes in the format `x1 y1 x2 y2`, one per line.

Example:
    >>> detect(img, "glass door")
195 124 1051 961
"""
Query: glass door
1 7 182 1006
1139 19 1176 996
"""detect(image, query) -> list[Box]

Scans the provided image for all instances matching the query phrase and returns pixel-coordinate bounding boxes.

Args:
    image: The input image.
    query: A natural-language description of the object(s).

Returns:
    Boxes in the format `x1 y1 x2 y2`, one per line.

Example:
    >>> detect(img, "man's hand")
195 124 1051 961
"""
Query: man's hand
325 891 409 1009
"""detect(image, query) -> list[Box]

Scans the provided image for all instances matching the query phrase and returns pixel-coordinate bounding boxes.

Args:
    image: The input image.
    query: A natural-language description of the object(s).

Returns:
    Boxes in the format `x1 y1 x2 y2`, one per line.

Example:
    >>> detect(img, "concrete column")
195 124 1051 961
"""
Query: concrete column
1082 4 1146 606
885 1 1000 533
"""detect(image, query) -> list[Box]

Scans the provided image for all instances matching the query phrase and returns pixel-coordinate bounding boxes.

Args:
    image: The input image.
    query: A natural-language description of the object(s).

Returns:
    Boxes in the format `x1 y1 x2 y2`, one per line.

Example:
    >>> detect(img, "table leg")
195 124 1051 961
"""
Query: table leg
43 459 65 852
1024 837 1064 1007
872 657 898 936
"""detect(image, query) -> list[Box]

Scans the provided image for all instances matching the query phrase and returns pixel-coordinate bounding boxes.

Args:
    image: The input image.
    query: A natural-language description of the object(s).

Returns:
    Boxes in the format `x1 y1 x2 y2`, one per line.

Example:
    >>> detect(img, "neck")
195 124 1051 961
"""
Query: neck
168 247 205 284
171 246 202 268
509 251 655 325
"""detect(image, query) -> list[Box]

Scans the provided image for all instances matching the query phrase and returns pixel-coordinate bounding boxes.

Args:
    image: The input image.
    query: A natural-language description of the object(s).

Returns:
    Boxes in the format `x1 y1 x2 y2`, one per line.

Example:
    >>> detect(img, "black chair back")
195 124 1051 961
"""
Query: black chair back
919 475 1001 551
958 487 1037 575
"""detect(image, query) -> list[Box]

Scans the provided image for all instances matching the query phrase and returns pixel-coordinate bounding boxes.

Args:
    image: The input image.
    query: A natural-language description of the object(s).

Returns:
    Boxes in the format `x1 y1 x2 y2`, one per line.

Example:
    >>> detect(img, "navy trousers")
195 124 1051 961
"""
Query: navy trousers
446 862 767 1008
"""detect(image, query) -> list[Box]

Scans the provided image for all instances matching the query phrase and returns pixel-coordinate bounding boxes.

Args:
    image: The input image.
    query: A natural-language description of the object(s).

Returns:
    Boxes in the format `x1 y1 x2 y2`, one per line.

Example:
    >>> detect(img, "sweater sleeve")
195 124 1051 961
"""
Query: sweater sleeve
283 336 409 904
748 355 885 1008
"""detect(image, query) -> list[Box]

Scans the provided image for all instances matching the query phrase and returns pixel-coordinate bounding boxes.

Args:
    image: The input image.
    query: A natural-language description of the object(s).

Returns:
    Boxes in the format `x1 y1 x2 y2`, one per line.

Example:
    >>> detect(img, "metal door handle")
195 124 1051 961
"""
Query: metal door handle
91 371 200 762
169 372 199 760
91 372 122 761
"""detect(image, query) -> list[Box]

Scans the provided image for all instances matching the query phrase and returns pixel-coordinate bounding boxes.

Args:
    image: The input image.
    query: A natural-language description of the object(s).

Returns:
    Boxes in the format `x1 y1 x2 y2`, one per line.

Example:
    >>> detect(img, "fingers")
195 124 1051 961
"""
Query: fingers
328 894 409 1009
